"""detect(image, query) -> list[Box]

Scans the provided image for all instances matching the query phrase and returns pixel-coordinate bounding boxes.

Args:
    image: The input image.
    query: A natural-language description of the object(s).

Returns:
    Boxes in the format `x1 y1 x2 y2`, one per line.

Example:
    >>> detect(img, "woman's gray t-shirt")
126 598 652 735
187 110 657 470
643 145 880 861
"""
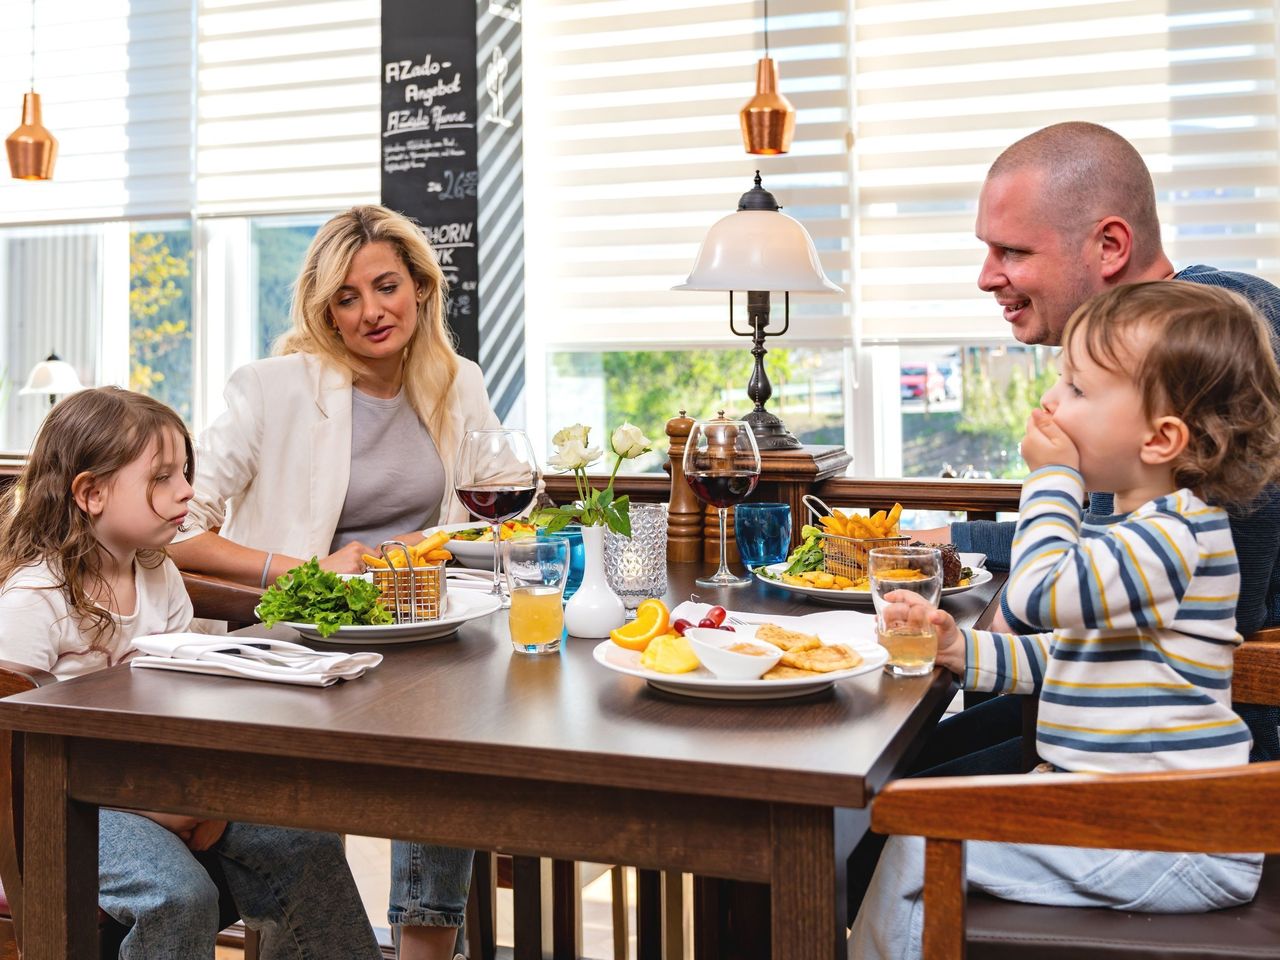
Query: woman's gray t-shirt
329 388 446 554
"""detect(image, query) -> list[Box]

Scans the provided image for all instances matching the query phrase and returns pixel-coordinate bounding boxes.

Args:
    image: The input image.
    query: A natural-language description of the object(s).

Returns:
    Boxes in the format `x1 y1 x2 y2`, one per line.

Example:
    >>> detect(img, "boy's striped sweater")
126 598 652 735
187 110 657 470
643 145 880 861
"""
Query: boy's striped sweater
961 466 1251 773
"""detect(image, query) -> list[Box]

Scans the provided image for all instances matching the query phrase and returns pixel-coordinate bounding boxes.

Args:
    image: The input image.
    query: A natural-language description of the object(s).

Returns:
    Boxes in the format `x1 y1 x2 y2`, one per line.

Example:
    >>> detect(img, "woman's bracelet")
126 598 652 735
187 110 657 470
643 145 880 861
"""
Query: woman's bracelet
260 552 275 589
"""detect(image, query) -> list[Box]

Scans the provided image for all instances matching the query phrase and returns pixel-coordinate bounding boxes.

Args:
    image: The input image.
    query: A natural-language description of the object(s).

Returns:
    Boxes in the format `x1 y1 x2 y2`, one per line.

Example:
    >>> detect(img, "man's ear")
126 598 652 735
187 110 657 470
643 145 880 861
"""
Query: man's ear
1141 415 1189 466
71 471 104 517
1095 216 1134 280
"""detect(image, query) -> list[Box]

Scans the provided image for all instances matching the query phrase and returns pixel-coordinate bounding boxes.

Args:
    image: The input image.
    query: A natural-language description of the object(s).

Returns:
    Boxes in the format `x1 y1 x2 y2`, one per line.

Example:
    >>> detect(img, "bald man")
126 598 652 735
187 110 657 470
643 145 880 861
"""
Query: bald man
916 122 1280 769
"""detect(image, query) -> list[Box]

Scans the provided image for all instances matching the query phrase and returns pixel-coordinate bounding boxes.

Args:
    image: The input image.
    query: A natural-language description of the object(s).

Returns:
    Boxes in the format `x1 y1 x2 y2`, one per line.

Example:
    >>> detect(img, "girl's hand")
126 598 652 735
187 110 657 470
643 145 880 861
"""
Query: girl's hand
1020 409 1080 472
186 819 228 851
879 590 965 675
319 541 371 574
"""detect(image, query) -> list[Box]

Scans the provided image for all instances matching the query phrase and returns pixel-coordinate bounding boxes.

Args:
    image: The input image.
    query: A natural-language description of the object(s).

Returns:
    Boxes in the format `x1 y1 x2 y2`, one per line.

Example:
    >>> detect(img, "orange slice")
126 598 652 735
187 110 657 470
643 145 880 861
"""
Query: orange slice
610 598 670 652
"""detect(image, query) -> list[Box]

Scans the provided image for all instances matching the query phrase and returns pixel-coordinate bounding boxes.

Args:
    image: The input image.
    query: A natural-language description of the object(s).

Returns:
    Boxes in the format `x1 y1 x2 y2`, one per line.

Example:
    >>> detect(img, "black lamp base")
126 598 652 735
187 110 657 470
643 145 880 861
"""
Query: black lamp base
743 407 803 451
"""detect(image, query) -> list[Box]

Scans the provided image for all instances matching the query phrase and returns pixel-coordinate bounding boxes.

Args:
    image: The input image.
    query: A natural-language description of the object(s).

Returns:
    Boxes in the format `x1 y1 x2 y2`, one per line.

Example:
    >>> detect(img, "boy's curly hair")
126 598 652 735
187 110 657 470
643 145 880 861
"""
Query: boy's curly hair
1062 281 1280 508
0 387 193 650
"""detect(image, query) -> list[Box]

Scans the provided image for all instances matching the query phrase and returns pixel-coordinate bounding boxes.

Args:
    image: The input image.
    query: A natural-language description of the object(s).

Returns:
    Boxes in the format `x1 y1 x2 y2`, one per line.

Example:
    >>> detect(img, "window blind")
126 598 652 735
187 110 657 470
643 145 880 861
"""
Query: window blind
0 0 194 224
196 0 379 215
852 0 1280 342
522 0 853 350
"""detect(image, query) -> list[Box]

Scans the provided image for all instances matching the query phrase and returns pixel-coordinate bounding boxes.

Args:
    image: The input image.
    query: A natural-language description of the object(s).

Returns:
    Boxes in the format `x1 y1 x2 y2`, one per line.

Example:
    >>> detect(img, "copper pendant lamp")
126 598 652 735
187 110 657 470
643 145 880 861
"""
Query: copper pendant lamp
5 1 57 181
739 0 795 155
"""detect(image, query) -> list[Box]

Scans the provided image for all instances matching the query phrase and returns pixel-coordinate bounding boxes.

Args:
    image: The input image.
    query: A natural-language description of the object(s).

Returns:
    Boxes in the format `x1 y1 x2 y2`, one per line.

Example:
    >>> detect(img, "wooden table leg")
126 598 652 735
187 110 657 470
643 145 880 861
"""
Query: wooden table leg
771 804 840 960
24 734 97 960
636 868 662 960
512 855 542 960
551 859 578 960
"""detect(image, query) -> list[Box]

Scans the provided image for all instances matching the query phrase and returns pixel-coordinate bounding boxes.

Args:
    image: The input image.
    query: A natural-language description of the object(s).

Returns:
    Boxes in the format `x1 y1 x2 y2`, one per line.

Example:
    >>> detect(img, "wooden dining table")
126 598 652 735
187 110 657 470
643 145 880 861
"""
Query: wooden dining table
0 561 1004 960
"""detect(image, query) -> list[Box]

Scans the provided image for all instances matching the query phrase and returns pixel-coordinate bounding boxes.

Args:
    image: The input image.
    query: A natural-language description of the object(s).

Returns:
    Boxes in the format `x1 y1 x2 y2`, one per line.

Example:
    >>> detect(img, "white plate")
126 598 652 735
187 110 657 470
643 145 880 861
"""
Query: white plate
424 521 536 570
276 589 502 644
755 563 994 605
592 623 888 700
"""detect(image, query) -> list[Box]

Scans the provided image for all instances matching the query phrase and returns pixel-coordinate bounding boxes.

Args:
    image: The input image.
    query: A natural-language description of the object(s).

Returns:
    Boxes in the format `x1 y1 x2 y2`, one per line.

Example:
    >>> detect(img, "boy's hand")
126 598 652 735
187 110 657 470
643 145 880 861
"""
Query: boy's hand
187 819 228 851
1020 409 1080 472
879 590 965 675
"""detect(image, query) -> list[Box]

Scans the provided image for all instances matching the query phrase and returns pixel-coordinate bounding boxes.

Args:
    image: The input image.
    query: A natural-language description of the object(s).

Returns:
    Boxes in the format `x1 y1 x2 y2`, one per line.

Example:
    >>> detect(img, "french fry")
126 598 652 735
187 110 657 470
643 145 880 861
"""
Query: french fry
416 530 451 553
869 510 887 535
423 548 452 561
886 502 903 535
362 554 388 569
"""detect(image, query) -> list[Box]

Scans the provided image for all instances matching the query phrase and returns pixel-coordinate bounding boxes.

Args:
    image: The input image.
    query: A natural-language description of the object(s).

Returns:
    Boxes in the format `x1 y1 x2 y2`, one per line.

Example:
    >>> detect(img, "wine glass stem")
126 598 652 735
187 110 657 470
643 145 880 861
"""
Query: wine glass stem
489 521 504 596
716 506 733 578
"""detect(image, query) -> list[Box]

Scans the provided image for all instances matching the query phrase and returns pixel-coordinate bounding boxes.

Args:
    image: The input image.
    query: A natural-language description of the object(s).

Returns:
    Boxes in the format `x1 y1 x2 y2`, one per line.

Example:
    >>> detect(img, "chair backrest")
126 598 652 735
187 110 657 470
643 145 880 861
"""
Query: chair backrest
0 660 59 954
181 572 263 631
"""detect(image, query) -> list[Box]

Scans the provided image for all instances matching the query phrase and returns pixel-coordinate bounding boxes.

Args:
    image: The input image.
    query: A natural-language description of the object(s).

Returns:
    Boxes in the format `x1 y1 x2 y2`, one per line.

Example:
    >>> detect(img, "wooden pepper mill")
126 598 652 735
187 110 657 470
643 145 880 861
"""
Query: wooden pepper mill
665 410 704 563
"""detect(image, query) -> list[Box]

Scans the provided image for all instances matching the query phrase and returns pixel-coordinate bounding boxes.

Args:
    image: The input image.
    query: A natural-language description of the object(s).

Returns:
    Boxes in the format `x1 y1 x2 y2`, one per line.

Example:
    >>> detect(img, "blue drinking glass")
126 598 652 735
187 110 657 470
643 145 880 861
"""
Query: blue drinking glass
734 503 792 569
537 526 585 599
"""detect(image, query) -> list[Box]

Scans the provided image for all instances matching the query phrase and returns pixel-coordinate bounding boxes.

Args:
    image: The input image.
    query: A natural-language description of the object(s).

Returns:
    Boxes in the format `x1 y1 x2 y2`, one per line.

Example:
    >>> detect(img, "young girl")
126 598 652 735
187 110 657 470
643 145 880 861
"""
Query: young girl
0 387 381 960
851 282 1280 959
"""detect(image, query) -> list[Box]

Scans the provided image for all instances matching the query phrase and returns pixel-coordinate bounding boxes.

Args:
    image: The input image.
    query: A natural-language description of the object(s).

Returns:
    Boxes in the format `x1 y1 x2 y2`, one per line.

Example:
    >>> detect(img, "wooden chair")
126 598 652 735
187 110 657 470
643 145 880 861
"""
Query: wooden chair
0 657 251 959
870 637 1280 959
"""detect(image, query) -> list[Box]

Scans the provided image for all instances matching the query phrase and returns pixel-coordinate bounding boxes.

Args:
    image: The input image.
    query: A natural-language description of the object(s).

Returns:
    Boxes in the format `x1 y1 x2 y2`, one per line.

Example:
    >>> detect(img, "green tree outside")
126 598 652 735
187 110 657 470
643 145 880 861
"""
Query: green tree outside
129 229 193 422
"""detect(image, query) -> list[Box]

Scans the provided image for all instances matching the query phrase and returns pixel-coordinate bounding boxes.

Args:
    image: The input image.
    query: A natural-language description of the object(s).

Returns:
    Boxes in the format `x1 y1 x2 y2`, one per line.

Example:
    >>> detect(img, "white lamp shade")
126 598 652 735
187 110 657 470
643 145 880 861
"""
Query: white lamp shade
673 210 843 294
20 359 85 396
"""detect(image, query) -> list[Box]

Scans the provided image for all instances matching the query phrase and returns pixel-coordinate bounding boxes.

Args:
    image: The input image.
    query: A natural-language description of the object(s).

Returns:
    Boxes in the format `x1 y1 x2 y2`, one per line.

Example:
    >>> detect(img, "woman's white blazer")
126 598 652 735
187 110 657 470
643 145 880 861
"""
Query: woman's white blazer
179 352 501 560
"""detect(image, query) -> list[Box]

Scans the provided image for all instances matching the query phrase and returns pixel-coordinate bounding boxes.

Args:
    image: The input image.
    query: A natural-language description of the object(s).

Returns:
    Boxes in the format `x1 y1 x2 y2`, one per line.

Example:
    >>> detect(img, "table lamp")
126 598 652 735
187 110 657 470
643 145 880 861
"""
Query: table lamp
20 353 84 409
673 172 842 450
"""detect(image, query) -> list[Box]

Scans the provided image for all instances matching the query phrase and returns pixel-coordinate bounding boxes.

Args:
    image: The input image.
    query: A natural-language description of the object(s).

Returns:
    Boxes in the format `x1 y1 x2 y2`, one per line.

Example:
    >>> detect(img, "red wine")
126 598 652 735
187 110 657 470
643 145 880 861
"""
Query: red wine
457 485 537 521
685 471 759 508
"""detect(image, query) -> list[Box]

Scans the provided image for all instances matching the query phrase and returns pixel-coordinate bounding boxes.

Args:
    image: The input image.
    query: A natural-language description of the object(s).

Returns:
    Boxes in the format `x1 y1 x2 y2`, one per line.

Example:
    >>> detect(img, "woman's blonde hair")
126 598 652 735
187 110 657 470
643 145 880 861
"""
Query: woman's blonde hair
0 387 194 650
274 204 461 452
1062 281 1280 507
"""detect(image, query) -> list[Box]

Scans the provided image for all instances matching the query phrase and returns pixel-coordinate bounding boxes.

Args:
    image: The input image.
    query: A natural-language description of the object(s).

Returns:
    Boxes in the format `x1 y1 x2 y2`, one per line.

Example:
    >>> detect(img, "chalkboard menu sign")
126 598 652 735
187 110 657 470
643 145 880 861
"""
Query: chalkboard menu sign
381 0 480 360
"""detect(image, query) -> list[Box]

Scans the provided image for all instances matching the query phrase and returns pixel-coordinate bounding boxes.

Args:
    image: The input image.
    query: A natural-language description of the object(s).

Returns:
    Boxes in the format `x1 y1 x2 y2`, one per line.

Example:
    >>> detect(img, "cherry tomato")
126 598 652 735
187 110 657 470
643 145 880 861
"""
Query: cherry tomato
719 624 735 632
697 618 715 629
705 605 727 627
671 618 692 636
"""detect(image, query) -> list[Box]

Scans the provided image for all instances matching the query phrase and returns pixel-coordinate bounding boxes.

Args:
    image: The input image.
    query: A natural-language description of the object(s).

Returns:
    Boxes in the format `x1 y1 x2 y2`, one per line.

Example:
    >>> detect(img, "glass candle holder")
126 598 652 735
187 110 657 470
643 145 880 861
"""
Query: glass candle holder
604 503 668 615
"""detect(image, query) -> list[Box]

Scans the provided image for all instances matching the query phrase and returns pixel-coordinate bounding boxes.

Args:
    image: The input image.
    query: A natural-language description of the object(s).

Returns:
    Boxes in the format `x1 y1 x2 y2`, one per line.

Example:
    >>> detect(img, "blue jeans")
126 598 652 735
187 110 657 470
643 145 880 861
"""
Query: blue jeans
99 810 381 960
849 832 1263 960
388 841 474 929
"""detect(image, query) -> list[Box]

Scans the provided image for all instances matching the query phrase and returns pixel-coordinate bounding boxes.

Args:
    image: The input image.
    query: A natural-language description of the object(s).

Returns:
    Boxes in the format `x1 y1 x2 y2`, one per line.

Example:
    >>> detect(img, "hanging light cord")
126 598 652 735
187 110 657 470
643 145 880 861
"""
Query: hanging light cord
28 0 35 90
763 0 770 58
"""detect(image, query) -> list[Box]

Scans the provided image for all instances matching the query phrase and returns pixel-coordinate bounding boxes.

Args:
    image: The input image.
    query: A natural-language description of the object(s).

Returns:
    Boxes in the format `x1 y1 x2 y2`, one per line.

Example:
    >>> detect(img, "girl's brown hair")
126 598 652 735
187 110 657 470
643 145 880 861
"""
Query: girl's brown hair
273 205 463 454
1062 281 1280 507
0 387 194 650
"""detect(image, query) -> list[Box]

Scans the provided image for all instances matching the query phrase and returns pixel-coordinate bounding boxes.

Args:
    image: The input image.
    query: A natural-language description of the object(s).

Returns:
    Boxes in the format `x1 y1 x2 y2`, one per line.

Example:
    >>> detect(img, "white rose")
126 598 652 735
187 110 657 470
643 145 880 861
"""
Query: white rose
547 439 602 471
552 423 591 448
610 422 651 459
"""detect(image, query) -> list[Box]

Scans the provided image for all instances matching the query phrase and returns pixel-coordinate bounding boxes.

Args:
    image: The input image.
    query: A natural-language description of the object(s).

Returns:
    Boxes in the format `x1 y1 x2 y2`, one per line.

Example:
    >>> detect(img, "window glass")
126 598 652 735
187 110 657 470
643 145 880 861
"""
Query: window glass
546 347 847 473
130 224 194 423
900 344 1055 480
251 219 322 357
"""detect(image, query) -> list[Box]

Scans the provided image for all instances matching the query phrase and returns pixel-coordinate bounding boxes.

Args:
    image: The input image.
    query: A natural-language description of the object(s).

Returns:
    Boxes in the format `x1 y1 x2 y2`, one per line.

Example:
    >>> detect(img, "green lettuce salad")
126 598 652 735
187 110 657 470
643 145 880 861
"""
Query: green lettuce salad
257 558 392 637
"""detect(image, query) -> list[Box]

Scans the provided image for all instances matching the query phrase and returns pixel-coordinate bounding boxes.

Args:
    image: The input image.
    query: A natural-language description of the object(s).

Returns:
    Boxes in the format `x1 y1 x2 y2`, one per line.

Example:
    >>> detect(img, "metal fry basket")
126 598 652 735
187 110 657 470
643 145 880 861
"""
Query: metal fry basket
369 541 448 623
803 495 909 581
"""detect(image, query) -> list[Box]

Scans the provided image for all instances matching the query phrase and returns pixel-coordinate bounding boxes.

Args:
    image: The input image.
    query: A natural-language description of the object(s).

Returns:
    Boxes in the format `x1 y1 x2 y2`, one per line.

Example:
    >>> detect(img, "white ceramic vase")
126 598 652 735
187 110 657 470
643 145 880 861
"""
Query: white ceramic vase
563 525 626 638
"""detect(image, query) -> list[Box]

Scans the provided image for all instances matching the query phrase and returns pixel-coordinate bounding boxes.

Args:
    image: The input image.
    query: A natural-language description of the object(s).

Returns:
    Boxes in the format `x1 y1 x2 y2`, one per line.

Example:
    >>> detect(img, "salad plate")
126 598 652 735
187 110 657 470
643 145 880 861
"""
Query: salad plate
423 520 535 569
275 590 502 644
592 619 887 700
756 563 993 605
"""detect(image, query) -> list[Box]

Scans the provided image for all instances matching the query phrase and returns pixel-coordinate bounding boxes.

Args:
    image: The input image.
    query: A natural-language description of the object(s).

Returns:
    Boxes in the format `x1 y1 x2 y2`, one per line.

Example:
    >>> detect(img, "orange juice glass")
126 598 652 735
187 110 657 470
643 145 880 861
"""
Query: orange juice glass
503 538 569 654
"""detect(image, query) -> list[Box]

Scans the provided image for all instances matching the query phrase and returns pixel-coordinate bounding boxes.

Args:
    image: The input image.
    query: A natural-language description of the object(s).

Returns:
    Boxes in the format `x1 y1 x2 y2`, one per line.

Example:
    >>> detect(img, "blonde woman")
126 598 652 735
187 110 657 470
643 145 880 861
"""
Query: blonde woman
170 204 494 960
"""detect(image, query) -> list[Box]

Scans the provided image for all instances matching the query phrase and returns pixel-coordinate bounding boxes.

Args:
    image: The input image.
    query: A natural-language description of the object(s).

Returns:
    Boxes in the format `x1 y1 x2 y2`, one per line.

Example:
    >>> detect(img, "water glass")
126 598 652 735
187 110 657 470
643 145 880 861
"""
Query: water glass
537 526 585 599
734 502 792 569
605 503 668 615
868 546 942 677
503 538 569 655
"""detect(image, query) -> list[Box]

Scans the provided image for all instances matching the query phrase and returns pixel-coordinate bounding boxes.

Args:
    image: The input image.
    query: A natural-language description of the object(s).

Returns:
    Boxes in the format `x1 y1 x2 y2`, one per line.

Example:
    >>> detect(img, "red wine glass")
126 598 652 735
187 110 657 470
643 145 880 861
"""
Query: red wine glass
454 429 539 597
683 415 761 587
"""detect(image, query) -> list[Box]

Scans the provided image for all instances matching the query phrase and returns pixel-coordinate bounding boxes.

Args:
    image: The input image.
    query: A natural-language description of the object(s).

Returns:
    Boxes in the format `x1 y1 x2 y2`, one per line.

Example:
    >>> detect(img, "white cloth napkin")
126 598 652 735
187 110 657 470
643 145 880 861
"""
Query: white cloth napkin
130 633 383 687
